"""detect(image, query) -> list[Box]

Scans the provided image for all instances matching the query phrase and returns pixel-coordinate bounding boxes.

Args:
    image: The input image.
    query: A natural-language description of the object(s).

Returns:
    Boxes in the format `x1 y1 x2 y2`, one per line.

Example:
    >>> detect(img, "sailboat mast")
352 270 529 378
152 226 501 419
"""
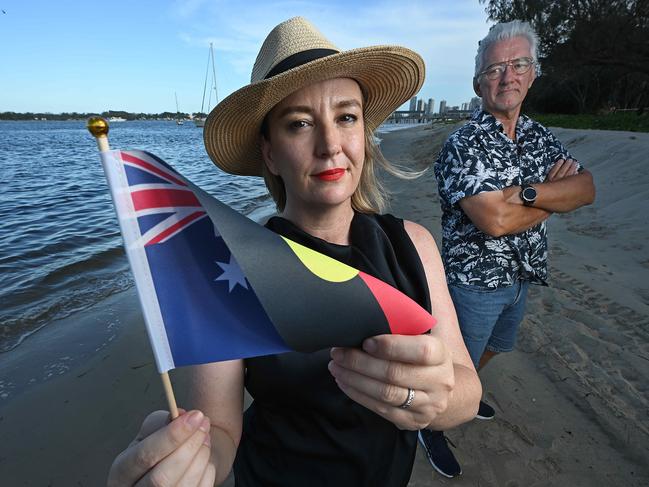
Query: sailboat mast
195 43 216 127
210 43 218 105
200 44 212 114
175 92 184 124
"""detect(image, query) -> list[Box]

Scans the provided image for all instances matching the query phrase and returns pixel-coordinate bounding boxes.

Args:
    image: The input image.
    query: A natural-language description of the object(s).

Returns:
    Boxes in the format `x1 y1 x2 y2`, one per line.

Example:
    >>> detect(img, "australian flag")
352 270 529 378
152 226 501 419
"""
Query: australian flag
101 150 289 372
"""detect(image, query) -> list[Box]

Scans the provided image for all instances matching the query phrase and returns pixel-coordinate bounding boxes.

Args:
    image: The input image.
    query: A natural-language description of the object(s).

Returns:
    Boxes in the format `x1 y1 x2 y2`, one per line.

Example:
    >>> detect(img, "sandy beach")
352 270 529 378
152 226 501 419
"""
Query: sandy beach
1 123 648 486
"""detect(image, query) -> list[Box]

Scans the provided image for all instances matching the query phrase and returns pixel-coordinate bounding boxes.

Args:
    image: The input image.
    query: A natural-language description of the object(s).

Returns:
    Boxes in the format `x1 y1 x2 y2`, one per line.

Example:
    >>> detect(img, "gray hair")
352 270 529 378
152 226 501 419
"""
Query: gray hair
474 20 539 77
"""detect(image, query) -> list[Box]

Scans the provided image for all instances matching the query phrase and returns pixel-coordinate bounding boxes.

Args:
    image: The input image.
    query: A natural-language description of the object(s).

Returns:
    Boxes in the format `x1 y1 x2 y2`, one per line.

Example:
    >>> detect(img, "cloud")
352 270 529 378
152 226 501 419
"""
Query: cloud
174 0 491 104
171 0 212 18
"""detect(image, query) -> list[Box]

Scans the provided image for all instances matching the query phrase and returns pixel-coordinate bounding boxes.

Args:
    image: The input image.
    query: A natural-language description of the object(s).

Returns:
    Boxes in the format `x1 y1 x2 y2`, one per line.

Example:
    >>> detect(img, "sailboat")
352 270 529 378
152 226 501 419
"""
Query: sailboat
175 92 184 125
195 43 218 128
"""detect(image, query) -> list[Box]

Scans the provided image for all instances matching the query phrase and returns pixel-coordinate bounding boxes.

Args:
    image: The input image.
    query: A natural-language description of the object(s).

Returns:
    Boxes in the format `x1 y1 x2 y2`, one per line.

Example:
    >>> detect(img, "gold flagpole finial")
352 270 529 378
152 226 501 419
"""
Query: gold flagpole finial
87 116 110 152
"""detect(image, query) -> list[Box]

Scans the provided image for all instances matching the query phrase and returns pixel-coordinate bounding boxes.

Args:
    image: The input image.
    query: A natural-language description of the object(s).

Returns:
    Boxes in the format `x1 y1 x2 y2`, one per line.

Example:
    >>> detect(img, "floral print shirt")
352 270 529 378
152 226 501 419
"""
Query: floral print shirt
434 109 578 288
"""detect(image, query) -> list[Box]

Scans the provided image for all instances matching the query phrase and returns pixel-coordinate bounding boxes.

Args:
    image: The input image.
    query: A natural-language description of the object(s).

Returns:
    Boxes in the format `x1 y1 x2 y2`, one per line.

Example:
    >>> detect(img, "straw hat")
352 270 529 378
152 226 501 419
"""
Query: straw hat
203 16 425 176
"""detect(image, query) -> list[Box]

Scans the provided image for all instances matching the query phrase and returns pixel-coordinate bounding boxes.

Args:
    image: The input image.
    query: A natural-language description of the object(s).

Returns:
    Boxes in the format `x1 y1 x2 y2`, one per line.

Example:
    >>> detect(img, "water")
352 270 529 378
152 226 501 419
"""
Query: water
0 120 414 355
0 120 273 353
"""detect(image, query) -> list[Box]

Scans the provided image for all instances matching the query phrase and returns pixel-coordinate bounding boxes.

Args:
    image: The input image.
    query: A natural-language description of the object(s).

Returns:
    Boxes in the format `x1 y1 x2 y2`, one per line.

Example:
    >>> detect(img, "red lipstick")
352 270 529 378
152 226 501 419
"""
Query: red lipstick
314 168 346 181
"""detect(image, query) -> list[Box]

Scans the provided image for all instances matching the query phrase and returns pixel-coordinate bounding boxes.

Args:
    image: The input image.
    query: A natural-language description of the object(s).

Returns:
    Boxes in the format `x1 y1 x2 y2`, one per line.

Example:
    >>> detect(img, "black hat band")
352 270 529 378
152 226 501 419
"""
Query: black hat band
265 48 339 79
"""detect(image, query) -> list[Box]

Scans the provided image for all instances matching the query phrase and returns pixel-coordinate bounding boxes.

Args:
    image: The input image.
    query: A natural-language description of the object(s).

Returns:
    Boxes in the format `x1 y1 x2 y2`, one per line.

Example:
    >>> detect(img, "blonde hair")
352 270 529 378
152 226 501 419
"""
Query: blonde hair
262 122 420 214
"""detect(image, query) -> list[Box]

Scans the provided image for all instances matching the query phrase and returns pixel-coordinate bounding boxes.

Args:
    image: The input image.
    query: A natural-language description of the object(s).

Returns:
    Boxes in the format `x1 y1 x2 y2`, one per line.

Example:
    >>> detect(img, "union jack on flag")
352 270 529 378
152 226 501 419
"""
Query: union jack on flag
121 151 207 246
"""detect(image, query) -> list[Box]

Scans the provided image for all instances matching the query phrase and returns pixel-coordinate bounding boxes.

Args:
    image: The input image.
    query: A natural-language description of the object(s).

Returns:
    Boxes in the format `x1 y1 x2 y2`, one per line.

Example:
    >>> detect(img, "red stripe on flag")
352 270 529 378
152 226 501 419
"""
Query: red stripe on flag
145 211 206 246
122 152 187 187
358 272 436 335
132 189 201 210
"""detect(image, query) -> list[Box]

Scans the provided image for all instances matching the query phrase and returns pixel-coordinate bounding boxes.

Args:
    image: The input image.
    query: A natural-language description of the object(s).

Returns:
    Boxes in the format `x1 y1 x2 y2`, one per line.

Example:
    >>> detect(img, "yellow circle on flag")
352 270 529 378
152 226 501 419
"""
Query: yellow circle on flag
282 237 359 282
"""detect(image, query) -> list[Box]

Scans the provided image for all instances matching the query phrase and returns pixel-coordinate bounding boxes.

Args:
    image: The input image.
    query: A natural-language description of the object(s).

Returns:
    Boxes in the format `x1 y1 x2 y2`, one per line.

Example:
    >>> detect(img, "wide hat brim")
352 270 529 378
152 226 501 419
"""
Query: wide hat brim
203 46 425 176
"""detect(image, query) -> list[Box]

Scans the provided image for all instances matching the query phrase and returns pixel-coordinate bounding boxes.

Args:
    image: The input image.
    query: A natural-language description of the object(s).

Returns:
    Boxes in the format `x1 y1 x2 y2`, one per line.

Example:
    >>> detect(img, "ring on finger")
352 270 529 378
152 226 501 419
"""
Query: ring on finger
398 388 415 409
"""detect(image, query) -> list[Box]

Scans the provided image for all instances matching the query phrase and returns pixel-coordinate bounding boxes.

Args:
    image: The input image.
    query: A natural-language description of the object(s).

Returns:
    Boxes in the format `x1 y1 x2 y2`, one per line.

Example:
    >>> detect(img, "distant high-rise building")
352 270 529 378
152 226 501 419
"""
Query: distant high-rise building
469 96 481 110
461 102 468 111
439 100 447 114
427 98 434 115
417 99 424 112
409 96 417 112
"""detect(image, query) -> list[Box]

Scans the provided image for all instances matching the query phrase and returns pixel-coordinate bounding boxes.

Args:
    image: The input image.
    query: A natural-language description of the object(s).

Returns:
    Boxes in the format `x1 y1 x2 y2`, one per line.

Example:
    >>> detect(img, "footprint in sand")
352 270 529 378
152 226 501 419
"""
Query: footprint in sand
636 288 649 306
566 223 613 238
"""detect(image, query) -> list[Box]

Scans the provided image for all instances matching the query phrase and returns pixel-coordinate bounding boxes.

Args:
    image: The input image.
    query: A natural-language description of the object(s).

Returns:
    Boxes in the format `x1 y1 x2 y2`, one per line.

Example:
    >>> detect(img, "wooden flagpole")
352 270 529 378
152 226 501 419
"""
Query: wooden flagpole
86 116 179 420
160 372 179 419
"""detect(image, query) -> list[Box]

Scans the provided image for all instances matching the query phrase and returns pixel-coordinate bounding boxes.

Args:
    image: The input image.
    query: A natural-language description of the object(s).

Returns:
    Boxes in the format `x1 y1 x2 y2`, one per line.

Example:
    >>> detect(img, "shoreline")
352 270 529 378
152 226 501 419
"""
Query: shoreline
1 124 648 485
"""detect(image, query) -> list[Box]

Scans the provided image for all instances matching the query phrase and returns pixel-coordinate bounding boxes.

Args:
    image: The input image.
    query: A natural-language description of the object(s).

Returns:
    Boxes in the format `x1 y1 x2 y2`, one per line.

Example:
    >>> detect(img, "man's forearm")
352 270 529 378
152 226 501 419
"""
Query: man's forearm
460 187 552 237
529 170 595 213
495 170 595 235
499 186 552 235
459 169 595 238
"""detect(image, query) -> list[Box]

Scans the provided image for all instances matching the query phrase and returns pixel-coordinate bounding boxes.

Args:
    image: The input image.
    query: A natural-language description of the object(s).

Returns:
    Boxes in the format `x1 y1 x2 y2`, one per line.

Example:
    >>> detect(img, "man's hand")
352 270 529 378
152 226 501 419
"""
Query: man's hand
546 159 579 182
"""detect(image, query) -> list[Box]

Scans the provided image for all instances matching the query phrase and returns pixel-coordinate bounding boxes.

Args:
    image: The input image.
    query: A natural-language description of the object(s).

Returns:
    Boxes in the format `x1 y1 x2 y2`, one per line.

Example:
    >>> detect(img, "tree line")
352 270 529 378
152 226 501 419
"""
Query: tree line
0 110 208 121
481 0 649 114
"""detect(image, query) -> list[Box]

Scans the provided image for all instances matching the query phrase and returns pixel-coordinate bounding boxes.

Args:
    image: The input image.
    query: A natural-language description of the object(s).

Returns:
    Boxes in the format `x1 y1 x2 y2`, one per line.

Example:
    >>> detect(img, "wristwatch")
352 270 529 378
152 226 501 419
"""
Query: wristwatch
520 184 537 206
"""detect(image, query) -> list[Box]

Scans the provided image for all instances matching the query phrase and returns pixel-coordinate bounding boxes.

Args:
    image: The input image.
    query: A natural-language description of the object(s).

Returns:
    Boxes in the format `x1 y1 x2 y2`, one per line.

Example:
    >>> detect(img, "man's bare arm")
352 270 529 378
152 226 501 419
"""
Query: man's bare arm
529 170 595 213
460 190 551 237
459 161 595 237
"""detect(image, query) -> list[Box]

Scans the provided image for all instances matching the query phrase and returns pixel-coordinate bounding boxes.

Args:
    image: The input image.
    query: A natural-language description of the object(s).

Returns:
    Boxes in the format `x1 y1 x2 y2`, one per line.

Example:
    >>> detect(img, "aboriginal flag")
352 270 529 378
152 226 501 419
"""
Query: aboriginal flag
100 149 435 373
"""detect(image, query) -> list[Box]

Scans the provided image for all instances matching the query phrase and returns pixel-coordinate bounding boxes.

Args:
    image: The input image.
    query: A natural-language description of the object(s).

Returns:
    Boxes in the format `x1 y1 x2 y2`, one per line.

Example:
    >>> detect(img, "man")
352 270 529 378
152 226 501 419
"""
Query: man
418 20 596 478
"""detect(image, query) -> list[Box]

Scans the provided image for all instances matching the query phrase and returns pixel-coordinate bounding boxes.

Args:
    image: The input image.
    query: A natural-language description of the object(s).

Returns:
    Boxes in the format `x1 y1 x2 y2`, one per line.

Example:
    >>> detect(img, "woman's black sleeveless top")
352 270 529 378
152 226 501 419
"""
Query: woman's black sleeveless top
233 212 431 487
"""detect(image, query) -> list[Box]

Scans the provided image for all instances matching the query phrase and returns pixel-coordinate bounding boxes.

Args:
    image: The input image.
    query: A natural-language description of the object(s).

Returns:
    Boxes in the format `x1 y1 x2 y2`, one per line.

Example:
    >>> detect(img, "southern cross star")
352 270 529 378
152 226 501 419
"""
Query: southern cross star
214 255 249 292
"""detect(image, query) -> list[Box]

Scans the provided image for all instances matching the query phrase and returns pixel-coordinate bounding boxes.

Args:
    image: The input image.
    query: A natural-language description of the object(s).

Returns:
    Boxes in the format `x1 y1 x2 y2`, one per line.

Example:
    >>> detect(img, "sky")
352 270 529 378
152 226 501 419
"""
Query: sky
0 0 493 114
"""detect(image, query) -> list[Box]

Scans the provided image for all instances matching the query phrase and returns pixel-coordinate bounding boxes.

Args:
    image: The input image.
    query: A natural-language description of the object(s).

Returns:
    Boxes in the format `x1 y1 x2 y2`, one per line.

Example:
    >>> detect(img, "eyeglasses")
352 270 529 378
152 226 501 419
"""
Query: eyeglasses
479 57 535 80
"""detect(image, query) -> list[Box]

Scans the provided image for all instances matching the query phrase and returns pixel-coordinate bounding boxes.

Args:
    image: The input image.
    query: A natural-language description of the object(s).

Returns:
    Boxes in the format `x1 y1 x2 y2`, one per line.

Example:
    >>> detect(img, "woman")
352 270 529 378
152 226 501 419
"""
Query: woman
108 17 480 486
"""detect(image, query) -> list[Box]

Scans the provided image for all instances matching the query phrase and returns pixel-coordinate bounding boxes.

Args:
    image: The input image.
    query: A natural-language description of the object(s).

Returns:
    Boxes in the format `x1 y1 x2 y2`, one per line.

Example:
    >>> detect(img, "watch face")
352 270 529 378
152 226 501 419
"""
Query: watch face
522 186 537 202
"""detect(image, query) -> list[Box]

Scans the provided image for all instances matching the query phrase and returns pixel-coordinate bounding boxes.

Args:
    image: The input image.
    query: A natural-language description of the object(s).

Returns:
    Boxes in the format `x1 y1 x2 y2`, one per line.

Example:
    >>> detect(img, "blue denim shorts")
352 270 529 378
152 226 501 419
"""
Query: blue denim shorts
448 280 529 368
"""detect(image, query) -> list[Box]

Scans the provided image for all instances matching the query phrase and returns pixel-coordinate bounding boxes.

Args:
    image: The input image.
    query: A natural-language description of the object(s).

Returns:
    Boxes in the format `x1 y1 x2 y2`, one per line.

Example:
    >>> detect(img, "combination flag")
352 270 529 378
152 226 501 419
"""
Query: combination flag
100 149 435 372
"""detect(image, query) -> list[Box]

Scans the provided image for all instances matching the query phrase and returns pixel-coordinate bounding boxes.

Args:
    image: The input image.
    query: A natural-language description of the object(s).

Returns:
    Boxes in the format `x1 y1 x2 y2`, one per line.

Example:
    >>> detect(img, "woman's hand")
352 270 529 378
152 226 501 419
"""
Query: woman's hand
107 409 216 487
328 334 455 430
